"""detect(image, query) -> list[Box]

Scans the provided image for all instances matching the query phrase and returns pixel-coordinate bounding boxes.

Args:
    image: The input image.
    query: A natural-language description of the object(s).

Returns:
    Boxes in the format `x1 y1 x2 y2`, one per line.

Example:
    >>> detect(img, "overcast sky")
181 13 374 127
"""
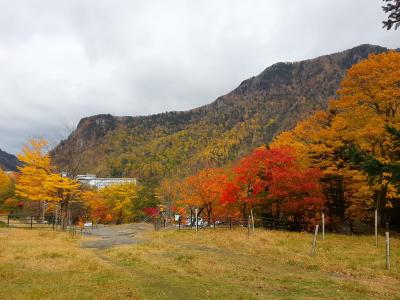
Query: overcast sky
0 0 398 154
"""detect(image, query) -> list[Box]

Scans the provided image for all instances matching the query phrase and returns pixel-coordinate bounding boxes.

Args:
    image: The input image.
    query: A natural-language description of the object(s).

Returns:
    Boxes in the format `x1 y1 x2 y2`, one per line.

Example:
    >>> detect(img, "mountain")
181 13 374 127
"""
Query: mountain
52 44 389 182
0 149 20 171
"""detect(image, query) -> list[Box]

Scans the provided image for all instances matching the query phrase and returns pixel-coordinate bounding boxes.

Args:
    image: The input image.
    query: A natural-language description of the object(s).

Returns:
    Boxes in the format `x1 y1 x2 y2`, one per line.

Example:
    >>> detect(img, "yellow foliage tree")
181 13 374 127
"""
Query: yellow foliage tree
331 51 400 223
16 139 52 202
43 173 80 228
0 168 13 205
100 183 139 224
156 177 181 219
16 139 80 227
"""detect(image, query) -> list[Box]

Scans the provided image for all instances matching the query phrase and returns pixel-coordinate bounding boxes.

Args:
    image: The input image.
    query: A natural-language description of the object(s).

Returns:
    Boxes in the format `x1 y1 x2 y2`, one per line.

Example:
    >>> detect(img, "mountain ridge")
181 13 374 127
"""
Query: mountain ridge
0 148 20 171
53 44 390 181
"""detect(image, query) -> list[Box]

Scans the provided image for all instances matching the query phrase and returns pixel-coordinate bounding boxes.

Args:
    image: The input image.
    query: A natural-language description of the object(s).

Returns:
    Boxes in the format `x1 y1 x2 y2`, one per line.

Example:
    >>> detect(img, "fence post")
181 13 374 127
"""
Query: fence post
322 212 325 241
30 216 33 229
7 215 9 227
229 216 232 230
213 218 216 230
178 218 181 231
56 205 59 231
310 225 319 256
250 209 255 232
154 218 157 231
247 214 250 238
375 209 378 247
195 208 198 233
386 231 390 270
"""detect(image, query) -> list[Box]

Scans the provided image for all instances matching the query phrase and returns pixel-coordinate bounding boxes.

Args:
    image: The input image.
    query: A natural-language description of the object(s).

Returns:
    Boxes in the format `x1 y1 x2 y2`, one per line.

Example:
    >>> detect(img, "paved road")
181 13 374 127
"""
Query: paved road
81 223 153 249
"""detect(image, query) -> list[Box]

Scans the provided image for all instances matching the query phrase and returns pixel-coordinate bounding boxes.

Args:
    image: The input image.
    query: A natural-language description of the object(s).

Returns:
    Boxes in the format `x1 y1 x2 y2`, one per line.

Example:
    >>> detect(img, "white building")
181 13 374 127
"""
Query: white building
76 174 137 189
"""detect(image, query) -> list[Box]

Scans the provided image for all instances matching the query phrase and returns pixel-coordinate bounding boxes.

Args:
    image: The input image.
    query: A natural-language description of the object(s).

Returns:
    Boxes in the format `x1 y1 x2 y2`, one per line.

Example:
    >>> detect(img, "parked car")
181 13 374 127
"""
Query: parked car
84 222 93 228
184 217 205 227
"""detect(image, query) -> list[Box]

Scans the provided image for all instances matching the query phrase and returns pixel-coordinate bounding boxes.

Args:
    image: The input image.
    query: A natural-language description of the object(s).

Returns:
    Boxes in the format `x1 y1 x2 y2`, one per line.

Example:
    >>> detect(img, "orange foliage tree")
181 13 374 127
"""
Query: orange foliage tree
272 51 400 227
180 168 227 225
81 190 110 224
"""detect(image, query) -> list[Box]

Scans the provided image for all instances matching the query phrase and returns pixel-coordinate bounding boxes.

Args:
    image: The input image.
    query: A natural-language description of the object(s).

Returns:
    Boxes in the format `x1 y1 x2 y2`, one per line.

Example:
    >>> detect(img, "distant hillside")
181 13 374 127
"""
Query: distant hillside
0 149 20 171
52 44 389 181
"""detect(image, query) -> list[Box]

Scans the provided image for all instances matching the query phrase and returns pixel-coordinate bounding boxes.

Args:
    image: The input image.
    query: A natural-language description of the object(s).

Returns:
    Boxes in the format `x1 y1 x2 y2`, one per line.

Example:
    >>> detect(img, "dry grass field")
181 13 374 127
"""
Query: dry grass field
1 227 400 299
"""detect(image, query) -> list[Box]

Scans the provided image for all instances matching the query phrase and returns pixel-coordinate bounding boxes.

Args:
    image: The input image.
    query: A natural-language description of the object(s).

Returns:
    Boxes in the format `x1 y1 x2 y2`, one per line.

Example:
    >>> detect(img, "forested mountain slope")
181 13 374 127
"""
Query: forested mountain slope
0 149 20 171
52 44 388 181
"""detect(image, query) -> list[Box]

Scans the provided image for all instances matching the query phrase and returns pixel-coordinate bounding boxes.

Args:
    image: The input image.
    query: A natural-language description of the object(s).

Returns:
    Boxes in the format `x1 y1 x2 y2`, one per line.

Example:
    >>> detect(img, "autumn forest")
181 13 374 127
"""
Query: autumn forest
1 2 400 298
1 50 400 233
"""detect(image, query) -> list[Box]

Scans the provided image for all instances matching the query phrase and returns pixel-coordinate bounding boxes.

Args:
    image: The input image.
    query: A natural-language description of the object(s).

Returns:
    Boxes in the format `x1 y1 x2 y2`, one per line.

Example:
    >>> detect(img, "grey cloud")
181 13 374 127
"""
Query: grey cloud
0 0 398 154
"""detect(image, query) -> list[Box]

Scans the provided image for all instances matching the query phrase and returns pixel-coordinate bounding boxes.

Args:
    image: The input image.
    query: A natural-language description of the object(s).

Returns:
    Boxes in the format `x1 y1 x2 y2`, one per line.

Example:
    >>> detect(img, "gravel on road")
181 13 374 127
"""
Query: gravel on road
80 223 153 249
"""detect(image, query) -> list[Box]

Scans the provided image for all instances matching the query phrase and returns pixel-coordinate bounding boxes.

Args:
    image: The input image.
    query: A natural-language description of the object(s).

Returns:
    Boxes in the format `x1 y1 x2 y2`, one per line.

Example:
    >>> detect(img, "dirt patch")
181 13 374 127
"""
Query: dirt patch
80 223 153 249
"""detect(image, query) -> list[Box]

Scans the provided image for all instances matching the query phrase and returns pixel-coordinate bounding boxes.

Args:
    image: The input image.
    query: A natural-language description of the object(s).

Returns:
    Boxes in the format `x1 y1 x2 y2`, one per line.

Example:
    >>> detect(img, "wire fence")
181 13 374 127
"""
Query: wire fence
0 214 53 229
162 215 309 232
160 214 376 234
0 213 85 236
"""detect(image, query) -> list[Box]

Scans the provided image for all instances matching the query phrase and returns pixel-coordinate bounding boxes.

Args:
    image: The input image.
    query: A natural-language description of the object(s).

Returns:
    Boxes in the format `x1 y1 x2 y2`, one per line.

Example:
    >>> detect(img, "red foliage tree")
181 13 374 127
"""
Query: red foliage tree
221 146 268 223
143 207 159 217
264 147 324 226
221 146 324 227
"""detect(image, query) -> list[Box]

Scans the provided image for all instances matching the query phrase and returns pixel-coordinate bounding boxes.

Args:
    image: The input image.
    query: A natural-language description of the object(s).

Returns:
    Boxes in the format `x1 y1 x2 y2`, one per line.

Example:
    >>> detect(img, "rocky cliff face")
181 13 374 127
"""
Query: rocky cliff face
52 44 389 181
0 149 20 171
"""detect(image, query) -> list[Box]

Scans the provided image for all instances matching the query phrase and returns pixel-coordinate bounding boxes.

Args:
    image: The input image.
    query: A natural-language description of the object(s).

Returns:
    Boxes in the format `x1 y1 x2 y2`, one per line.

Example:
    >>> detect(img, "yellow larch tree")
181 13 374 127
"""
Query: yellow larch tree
16 139 80 227
100 183 139 224
16 139 52 202
43 173 80 228
0 168 13 205
330 51 400 224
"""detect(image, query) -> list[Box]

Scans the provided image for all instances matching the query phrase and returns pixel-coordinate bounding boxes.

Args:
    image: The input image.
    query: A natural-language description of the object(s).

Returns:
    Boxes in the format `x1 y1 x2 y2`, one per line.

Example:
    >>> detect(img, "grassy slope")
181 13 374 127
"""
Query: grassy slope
1 228 400 299
0 229 138 300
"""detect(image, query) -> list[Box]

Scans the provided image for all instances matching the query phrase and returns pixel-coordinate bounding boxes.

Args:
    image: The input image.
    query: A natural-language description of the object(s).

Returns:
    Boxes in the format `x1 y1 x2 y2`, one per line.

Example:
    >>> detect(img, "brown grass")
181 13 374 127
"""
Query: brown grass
106 228 400 299
1 227 400 299
0 229 137 300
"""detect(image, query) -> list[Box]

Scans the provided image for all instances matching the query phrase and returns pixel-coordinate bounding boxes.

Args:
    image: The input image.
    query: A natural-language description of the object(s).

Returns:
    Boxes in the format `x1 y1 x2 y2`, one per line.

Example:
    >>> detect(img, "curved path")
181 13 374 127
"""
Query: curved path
81 223 153 249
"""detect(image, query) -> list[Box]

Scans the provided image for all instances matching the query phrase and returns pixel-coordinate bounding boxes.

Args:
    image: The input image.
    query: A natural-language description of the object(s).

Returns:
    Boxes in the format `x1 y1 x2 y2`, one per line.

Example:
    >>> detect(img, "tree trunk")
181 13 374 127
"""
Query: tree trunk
376 187 388 228
60 200 68 231
207 203 212 227
117 211 123 224
242 203 247 226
